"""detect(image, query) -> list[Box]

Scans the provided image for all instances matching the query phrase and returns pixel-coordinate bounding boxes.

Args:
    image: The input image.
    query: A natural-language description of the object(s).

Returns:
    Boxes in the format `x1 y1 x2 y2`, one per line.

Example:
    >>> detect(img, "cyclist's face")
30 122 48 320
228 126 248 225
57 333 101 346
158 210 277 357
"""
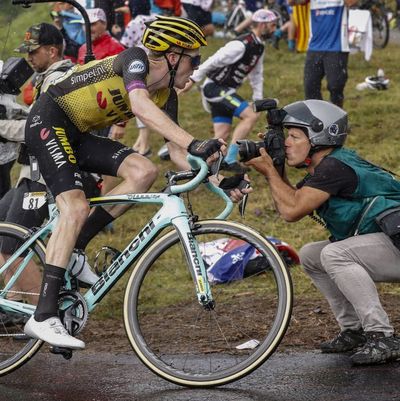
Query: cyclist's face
284 127 311 166
28 45 55 73
169 50 200 89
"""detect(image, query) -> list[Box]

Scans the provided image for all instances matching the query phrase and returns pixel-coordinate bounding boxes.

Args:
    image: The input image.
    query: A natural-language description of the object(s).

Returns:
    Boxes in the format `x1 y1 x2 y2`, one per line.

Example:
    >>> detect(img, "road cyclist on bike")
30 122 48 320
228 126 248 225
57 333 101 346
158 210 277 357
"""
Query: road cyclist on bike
23 15 248 350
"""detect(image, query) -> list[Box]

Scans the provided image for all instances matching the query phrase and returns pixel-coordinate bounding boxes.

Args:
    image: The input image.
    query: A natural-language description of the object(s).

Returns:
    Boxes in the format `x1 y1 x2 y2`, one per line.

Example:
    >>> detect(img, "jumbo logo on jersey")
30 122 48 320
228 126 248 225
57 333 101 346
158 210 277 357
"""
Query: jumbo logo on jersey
128 60 145 74
97 91 107 109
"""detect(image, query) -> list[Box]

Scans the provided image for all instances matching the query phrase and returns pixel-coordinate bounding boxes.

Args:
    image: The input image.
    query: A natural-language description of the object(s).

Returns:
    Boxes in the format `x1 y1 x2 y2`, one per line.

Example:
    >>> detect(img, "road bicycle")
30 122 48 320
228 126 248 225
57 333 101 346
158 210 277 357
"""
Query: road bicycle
359 0 390 48
0 155 293 387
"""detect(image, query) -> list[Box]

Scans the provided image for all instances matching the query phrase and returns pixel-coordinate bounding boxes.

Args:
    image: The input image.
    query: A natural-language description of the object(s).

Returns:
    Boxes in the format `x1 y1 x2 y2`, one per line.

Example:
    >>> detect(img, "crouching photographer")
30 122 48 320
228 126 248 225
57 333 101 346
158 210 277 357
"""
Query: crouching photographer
241 98 400 366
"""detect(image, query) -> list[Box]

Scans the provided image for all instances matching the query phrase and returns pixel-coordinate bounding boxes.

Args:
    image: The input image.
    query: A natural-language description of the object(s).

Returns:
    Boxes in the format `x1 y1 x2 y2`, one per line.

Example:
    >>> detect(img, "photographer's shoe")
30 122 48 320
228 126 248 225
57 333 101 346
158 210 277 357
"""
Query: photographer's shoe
320 328 366 353
350 332 400 365
24 316 85 350
220 161 250 174
67 250 99 286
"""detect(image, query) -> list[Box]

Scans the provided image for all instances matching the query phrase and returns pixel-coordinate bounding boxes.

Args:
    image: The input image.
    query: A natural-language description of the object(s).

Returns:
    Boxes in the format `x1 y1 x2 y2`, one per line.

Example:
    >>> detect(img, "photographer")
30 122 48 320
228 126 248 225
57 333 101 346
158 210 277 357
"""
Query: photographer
244 99 400 365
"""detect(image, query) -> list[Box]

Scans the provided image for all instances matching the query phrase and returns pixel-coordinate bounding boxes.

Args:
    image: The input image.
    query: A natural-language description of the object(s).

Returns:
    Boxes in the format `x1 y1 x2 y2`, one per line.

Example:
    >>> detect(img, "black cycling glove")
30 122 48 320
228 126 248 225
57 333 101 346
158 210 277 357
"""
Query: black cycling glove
219 174 250 196
187 139 222 161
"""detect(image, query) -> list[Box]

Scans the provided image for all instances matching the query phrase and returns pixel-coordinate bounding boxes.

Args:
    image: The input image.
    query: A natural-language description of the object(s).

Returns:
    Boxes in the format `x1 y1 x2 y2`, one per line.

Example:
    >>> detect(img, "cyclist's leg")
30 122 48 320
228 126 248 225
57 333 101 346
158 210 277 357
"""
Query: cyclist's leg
74 133 158 250
24 95 88 349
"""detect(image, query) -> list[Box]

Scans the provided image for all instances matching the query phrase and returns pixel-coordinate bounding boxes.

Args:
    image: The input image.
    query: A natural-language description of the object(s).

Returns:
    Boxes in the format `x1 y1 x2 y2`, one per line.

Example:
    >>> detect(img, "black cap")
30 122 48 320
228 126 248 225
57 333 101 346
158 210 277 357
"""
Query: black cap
14 23 64 53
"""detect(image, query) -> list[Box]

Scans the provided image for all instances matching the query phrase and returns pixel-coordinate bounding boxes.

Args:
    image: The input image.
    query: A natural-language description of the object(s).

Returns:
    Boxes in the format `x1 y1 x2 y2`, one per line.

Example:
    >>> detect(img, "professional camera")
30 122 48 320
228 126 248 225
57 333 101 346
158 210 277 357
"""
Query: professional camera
237 98 287 169
0 57 33 95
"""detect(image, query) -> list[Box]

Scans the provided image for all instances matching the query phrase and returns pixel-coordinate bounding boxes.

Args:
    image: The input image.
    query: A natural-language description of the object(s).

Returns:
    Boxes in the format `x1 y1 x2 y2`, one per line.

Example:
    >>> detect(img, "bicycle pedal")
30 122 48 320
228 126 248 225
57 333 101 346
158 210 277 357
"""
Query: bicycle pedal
50 346 73 360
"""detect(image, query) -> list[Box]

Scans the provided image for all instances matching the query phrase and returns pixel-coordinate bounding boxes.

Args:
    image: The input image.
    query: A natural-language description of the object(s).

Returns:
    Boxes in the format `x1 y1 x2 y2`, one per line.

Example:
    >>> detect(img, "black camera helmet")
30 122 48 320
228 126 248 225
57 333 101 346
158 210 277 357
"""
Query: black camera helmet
282 100 348 149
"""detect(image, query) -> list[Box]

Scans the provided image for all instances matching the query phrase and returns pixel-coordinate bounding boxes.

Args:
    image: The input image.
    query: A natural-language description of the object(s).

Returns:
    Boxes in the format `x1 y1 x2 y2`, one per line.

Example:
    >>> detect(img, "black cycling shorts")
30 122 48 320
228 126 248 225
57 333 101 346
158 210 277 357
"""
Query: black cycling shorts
202 82 249 124
25 93 134 198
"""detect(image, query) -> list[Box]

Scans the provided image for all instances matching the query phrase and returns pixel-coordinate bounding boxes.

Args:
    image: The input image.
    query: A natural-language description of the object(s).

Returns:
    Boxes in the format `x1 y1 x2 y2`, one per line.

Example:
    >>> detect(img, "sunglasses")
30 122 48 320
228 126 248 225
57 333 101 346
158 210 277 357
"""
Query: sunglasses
181 53 201 68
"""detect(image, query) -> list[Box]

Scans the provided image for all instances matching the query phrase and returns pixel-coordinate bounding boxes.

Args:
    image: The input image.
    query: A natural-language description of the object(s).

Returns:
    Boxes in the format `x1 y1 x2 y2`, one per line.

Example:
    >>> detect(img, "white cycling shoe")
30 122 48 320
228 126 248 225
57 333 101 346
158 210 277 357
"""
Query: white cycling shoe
24 316 85 350
67 250 99 286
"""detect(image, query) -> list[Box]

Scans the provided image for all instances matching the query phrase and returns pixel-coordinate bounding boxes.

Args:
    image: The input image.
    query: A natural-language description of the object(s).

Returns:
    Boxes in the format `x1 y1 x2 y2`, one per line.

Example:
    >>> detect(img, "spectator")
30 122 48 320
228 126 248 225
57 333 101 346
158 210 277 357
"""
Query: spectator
182 9 278 173
78 8 125 64
127 0 151 18
304 0 358 107
181 0 215 36
51 2 86 49
153 0 182 15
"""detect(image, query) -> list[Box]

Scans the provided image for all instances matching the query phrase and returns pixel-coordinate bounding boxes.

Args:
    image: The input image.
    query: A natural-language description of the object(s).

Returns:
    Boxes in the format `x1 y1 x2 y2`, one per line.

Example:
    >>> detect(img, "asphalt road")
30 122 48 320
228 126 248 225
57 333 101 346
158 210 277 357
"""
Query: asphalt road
1 349 400 401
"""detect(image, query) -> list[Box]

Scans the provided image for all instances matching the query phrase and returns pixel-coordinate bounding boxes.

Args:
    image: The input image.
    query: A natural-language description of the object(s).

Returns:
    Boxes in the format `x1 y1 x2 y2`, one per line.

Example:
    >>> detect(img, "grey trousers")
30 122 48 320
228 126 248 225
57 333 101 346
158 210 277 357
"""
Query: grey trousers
299 233 400 334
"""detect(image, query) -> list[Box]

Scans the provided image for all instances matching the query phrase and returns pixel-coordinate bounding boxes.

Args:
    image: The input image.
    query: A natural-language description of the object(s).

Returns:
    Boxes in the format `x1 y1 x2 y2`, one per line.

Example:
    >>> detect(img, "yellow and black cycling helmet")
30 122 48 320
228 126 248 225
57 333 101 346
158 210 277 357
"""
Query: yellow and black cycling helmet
142 15 207 52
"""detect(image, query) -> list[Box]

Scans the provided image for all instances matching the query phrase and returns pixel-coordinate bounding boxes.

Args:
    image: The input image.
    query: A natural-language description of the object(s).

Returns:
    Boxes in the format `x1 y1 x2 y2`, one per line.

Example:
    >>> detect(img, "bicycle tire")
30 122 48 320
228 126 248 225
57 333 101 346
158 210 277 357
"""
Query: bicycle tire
124 220 293 387
0 222 45 376
371 9 389 48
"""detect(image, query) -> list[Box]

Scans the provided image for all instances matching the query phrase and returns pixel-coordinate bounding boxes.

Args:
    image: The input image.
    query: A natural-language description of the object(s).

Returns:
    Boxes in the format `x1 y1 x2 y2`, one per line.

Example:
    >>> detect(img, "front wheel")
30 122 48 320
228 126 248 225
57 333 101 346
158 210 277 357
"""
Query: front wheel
124 220 293 387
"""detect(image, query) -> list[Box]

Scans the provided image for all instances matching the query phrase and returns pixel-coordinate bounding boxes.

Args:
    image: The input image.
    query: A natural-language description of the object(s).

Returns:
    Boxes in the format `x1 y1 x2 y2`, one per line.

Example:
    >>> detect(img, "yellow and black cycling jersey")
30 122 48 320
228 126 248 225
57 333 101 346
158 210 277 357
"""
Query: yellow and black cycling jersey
45 47 170 132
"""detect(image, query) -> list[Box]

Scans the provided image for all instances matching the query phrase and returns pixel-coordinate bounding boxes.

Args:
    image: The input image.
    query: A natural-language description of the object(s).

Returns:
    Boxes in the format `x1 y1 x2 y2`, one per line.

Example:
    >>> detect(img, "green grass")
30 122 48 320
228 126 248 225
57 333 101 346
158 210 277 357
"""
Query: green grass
2 4 400 319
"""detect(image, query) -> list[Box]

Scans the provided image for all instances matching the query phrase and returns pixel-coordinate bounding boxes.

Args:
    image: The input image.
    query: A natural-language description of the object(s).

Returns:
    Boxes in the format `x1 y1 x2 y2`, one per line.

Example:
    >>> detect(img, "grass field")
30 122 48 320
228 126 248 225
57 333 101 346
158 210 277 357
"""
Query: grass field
1 3 400 319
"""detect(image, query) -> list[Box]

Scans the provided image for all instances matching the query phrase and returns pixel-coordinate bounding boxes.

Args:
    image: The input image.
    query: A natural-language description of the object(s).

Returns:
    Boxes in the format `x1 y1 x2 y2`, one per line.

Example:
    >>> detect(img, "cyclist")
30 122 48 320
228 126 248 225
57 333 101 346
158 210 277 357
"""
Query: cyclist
23 16 231 350
246 99 400 365
182 8 278 173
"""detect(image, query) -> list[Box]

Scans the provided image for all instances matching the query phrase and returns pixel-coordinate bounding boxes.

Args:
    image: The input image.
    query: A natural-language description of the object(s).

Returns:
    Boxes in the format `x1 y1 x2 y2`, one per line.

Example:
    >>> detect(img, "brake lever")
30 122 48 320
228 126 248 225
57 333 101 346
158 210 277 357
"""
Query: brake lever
238 181 251 218
209 151 224 178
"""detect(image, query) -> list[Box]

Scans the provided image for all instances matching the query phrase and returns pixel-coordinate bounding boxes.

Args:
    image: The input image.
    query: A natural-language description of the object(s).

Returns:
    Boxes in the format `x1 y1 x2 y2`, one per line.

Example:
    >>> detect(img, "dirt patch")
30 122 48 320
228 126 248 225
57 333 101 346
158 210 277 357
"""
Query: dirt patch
83 293 400 354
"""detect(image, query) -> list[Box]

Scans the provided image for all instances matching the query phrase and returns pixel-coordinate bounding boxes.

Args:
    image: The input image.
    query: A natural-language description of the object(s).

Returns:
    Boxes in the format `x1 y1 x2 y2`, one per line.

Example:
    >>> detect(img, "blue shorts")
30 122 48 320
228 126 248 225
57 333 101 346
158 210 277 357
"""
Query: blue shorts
202 82 249 125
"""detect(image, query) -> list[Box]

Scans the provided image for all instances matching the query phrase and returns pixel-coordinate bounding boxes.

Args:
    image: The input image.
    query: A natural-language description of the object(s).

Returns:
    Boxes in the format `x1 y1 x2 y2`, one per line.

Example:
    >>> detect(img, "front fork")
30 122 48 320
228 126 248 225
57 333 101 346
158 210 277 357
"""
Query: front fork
172 216 214 309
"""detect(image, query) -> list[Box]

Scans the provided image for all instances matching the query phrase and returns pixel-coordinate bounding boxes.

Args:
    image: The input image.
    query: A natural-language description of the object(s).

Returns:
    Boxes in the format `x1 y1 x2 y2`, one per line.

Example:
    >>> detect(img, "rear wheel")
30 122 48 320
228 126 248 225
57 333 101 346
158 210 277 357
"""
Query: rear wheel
124 220 293 387
0 222 45 376
371 7 389 48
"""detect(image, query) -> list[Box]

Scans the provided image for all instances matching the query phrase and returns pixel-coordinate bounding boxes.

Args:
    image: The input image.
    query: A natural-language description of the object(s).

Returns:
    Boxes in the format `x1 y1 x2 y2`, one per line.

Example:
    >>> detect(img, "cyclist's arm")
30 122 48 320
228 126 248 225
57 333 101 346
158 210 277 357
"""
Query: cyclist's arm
345 0 358 6
247 53 264 101
129 89 194 148
190 41 246 83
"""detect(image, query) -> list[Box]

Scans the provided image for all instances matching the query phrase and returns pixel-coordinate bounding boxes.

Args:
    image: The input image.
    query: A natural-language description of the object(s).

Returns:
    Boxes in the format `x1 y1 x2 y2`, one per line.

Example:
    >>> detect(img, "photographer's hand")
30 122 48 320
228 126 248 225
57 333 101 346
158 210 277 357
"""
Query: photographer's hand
245 147 275 177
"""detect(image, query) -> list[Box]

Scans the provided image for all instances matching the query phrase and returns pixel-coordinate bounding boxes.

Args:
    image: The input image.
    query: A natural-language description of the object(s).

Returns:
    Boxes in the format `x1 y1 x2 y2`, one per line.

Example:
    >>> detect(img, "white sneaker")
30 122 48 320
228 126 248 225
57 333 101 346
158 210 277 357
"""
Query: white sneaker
24 316 85 350
67 250 99 286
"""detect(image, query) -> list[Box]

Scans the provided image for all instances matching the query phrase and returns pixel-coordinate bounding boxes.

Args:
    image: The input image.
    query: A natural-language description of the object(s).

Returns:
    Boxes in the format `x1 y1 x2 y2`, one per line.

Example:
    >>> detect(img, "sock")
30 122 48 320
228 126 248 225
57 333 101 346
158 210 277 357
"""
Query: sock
34 264 65 322
225 143 239 165
288 40 295 51
75 206 114 250
274 29 282 39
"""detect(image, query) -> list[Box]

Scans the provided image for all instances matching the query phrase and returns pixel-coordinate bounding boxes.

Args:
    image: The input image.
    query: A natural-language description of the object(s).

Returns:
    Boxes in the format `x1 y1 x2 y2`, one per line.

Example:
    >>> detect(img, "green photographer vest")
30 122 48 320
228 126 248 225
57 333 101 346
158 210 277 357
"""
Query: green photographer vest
314 148 400 240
